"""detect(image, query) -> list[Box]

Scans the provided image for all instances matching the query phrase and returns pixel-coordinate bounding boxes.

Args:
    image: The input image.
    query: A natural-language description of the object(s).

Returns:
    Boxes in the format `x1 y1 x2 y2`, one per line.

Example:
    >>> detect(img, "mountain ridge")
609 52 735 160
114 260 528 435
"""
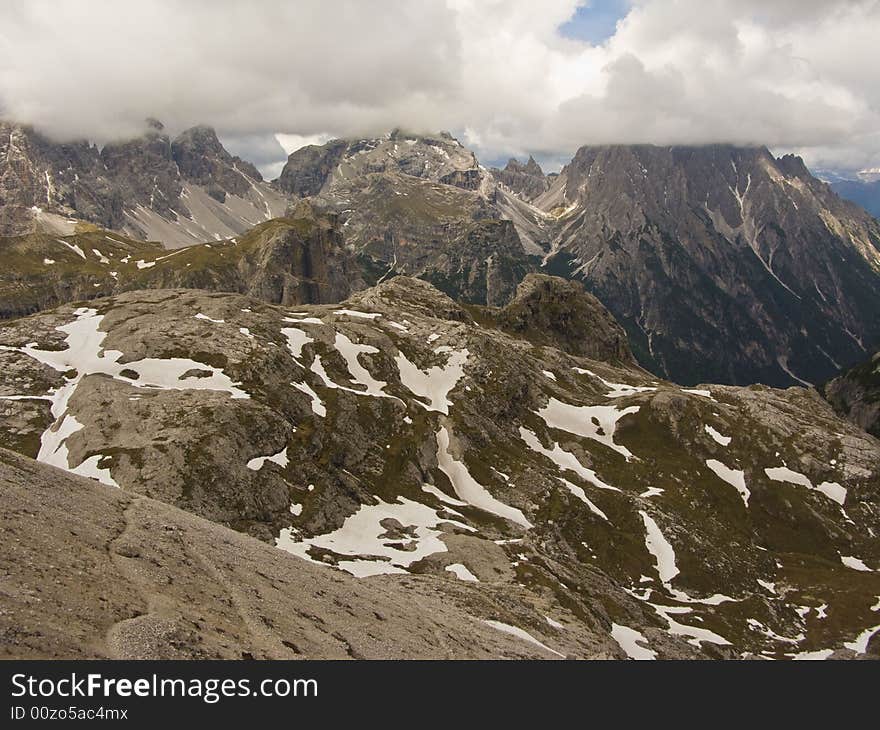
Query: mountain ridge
4 122 880 389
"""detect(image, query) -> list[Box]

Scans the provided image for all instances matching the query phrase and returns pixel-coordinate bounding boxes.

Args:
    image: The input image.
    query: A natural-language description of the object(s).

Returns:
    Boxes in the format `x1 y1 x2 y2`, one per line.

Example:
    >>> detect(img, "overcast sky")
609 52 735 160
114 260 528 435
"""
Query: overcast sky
1 0 878 178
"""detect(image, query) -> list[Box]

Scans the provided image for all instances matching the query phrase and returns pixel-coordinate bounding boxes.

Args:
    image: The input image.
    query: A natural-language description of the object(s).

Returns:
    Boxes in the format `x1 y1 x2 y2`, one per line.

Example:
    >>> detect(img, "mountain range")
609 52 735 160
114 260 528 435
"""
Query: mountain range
2 120 878 389
831 178 880 219
1 118 879 660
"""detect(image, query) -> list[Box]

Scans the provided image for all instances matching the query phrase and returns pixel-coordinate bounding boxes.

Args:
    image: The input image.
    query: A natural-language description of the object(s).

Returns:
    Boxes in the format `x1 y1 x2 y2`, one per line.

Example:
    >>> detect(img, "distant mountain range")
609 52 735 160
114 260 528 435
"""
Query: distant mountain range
830 178 880 219
2 119 879 389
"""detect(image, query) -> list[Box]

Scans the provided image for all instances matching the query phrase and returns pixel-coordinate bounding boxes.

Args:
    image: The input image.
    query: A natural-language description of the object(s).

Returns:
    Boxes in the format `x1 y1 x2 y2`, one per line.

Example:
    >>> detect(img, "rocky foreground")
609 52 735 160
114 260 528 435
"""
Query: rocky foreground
0 275 878 659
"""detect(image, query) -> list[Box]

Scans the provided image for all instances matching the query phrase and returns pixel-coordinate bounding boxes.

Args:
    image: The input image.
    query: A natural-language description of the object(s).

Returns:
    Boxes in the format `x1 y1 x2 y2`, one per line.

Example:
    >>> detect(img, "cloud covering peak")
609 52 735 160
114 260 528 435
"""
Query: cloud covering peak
1 0 877 173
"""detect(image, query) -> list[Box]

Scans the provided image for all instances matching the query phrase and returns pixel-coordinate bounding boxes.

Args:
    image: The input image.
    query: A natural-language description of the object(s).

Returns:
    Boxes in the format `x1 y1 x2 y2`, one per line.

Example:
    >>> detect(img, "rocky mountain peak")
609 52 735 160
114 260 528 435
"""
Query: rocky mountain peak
171 124 263 200
496 273 634 363
504 155 544 177
0 118 288 246
99 123 181 217
493 155 549 202
535 142 880 387
276 130 482 198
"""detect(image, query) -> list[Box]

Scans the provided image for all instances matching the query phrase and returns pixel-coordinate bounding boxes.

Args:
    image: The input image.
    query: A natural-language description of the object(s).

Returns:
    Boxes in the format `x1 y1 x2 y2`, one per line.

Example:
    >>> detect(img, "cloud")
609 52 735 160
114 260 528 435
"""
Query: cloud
0 0 877 175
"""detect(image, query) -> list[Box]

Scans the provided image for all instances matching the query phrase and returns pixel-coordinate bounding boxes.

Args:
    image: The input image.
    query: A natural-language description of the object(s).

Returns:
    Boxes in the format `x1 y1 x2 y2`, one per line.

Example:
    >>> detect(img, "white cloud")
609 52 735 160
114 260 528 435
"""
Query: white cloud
275 133 335 156
0 0 877 173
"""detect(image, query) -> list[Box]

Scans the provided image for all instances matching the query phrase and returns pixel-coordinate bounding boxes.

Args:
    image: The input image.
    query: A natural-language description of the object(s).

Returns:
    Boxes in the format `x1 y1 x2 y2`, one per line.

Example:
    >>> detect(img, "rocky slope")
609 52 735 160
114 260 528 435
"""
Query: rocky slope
0 120 288 246
821 350 880 438
0 202 358 318
0 276 877 659
492 274 634 363
534 145 880 387
0 447 612 659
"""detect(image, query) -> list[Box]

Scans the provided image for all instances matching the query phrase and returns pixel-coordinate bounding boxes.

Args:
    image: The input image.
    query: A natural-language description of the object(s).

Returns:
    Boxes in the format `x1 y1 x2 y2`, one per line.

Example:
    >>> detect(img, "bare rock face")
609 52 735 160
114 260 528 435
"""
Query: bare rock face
536 144 880 387
0 120 121 234
820 350 880 437
100 119 182 218
496 274 634 363
0 278 877 660
171 124 263 201
275 139 350 197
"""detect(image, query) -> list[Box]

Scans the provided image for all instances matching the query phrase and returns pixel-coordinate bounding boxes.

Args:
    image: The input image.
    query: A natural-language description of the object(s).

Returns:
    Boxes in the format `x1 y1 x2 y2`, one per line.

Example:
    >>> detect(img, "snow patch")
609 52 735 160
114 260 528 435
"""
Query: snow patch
840 555 872 572
277 495 472 577
705 459 750 507
482 620 564 658
290 380 326 417
519 427 619 492
395 348 468 414
436 427 531 528
333 309 381 319
611 624 657 660
557 478 609 521
764 466 846 505
704 425 731 446
445 563 479 582
536 397 639 460
247 447 289 471
573 367 656 399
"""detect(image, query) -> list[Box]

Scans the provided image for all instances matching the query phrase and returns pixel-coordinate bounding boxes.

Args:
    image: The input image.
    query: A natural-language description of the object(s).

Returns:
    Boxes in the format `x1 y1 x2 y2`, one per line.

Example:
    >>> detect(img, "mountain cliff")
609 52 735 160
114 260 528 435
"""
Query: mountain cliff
534 145 880 387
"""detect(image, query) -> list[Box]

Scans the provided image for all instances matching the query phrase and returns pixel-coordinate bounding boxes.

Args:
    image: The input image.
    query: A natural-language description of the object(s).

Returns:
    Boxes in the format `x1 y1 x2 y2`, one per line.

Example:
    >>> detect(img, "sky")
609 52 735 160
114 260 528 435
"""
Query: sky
1 0 878 178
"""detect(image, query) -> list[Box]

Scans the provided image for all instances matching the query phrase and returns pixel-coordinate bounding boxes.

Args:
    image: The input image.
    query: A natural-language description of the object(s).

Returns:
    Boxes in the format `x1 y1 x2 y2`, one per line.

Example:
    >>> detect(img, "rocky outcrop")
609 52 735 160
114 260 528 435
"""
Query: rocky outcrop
535 144 880 387
0 279 877 659
495 274 634 363
820 350 880 437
